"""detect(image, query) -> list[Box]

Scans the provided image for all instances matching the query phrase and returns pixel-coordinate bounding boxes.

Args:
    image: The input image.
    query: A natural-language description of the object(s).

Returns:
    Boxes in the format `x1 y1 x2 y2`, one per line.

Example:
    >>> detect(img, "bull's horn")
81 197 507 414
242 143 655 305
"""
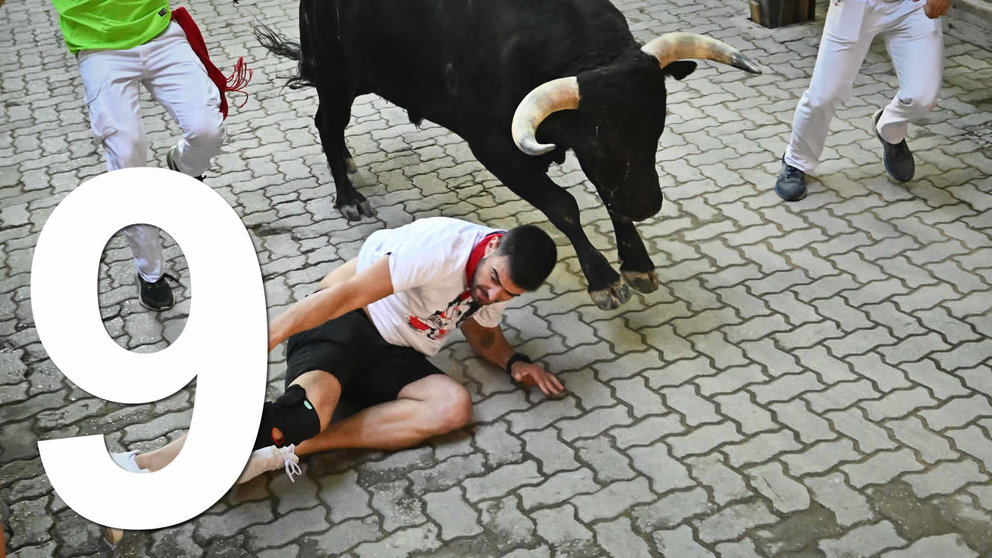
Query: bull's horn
641 32 761 74
511 76 580 156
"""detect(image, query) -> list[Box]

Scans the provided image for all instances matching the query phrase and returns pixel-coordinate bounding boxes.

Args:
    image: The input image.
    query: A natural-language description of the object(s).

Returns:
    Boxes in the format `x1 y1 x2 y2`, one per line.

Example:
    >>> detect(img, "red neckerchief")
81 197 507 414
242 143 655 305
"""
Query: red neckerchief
171 7 252 119
465 232 503 286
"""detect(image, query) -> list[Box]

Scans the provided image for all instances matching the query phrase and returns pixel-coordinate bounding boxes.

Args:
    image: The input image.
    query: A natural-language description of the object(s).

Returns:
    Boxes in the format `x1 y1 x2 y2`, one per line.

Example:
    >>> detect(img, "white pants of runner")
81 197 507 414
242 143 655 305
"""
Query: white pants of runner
77 21 224 282
784 0 943 174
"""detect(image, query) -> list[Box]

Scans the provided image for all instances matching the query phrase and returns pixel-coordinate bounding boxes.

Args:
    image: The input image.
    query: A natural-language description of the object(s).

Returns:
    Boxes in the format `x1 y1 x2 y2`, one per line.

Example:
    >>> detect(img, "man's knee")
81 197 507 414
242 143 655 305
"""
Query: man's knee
186 117 224 154
805 88 846 112
424 379 472 434
255 384 321 449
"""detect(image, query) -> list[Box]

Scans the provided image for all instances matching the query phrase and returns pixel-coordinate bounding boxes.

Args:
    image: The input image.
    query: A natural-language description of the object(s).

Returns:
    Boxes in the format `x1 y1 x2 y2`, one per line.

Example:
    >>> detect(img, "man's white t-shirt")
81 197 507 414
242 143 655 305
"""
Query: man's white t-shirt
357 217 510 356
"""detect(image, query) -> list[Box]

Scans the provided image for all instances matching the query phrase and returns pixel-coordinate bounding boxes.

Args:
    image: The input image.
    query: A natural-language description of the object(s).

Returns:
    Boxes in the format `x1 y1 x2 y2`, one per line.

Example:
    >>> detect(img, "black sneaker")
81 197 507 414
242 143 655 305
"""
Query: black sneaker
873 109 914 183
166 147 205 182
775 157 807 201
137 272 177 311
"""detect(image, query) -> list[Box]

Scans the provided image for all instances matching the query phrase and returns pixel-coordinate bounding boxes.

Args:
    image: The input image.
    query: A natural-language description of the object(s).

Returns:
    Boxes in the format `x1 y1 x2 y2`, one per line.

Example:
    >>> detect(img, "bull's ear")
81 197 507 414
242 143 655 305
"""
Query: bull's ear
662 61 697 80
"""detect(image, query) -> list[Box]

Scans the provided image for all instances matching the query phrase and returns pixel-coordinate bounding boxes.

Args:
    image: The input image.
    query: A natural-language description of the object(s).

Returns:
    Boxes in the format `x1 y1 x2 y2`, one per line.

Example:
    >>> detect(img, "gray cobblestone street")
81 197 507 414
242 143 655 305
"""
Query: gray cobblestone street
2 0 992 556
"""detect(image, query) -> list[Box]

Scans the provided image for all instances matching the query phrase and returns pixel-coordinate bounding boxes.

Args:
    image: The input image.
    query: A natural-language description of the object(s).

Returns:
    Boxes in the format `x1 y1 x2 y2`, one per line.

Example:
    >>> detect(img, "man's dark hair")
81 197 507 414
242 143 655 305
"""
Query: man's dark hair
498 224 557 291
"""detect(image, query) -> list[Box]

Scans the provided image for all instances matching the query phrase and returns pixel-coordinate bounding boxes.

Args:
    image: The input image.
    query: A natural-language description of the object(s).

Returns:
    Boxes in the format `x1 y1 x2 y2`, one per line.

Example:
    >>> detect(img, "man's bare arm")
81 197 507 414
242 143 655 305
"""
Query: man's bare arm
460 318 564 396
268 256 393 351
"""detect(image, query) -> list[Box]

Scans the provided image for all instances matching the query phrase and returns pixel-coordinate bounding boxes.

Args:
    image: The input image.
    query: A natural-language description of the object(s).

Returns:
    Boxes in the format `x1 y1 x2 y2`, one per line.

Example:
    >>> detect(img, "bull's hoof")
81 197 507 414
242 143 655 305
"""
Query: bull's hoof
589 281 632 310
622 270 660 293
357 199 376 218
339 203 363 222
345 157 358 174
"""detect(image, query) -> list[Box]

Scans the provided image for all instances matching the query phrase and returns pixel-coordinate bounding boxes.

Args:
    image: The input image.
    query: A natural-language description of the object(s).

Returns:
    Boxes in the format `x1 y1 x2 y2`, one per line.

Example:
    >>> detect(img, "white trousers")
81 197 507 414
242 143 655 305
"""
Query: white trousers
77 21 224 282
784 0 943 173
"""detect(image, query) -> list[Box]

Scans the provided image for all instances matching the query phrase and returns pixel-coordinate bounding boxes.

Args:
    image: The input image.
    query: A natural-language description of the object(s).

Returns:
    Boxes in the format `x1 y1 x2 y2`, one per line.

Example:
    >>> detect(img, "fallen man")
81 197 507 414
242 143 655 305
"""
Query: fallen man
112 216 564 485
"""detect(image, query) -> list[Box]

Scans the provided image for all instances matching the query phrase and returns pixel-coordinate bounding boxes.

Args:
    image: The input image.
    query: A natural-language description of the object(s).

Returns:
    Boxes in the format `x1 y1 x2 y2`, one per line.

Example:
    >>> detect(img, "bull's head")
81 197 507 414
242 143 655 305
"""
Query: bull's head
511 33 761 221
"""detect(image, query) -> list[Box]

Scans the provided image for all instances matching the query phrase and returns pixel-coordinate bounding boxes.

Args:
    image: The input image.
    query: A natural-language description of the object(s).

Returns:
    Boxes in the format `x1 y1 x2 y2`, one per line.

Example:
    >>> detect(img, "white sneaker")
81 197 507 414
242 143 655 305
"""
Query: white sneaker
110 450 150 473
236 444 301 485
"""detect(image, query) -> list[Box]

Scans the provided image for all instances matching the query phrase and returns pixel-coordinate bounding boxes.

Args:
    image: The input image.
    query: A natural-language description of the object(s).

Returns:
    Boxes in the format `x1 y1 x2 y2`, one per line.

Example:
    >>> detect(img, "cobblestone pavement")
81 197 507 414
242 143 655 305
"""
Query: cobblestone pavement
2 0 991 556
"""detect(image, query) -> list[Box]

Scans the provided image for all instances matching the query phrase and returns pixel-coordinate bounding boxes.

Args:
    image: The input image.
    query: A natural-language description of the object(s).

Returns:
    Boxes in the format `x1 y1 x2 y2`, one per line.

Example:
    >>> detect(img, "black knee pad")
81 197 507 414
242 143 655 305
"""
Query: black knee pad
254 384 321 450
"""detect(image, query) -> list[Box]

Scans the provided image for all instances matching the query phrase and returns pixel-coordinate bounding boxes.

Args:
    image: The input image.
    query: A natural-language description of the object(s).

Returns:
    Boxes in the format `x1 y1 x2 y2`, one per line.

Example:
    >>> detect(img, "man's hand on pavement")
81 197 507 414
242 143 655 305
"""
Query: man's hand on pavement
511 362 564 397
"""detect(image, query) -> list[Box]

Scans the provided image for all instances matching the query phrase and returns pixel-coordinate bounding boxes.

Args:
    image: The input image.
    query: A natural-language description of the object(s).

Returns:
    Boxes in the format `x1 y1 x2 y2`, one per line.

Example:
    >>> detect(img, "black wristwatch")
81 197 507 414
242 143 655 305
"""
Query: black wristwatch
505 352 532 375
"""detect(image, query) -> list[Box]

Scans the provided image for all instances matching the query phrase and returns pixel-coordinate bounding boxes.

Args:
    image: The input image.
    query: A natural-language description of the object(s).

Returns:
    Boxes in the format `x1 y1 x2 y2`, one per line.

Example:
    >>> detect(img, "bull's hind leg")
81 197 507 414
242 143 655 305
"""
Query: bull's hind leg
314 87 374 221
609 212 659 294
470 141 630 310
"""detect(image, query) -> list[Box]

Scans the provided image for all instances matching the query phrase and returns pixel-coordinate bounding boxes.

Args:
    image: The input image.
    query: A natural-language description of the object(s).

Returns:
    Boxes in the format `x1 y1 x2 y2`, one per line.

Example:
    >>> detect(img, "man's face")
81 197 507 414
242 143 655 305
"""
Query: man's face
471 252 526 305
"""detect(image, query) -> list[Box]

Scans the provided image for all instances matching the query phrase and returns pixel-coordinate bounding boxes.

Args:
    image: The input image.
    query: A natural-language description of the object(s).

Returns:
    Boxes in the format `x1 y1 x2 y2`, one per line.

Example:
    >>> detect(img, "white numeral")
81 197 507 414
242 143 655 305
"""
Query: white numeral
31 168 267 529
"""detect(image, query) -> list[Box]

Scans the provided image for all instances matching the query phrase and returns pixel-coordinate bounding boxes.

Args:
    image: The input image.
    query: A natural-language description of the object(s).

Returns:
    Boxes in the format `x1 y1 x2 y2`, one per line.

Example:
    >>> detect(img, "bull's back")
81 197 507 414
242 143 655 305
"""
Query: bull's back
302 0 634 133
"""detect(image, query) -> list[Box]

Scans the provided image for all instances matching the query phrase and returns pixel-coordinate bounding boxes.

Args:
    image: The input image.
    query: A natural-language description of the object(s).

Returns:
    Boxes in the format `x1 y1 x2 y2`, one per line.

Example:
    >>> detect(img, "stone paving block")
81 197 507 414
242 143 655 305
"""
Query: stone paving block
714 391 777 434
769 398 835 444
957 365 992 399
750 372 825 405
246 506 329 551
842 448 927 488
747 461 810 514
818 521 907 558
572 477 657 522
574 436 637 483
463 460 541 503
920 395 992 430
520 427 580 475
684 453 750 506
903 459 987 498
824 407 899 453
931 338 992 372
669 421 744 458
652 524 716 557
880 533 980 558
473 421 524 467
846 352 913 392
662 384 722 426
556 405 633 442
722 429 801 468
628 441 695 494
317 469 373 524
804 472 875 527
807 379 884 414
423 486 483 540
556 368 617 412
595 516 654 558
531 504 595 549
609 413 685 450
352 522 442 558
518 467 599 511
694 500 779 544
948 425 992 470
861 386 940 421
502 397 583 434
368 479 427 533
611 376 666 418
886 415 957 464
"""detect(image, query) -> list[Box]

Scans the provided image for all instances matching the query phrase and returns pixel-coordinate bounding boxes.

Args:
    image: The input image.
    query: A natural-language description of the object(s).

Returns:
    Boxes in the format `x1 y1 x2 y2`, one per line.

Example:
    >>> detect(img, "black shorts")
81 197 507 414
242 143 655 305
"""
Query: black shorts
284 309 444 406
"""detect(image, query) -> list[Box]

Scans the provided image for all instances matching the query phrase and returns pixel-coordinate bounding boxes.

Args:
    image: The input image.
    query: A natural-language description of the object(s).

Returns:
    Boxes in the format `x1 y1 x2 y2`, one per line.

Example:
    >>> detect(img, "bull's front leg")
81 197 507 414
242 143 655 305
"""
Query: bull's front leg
609 212 659 294
472 143 630 309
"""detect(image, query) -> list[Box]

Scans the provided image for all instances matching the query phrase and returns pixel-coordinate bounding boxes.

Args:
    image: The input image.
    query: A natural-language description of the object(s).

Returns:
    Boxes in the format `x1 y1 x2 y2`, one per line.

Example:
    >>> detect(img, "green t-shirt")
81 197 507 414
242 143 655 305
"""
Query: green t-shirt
52 0 172 54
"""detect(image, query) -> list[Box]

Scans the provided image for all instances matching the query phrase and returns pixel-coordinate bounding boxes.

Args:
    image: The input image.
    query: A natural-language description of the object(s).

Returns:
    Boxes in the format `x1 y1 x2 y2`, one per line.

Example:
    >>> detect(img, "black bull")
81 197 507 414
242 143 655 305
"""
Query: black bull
256 0 760 310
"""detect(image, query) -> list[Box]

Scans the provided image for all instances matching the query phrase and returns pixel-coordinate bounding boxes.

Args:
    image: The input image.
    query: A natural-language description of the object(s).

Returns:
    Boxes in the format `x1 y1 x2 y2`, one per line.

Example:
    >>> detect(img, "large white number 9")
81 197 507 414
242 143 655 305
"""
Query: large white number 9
30 168 267 529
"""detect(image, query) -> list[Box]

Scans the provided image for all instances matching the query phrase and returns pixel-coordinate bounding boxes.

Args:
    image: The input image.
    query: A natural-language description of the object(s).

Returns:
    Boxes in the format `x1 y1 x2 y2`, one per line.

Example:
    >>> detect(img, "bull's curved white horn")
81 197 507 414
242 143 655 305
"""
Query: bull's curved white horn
641 32 762 74
511 76 580 156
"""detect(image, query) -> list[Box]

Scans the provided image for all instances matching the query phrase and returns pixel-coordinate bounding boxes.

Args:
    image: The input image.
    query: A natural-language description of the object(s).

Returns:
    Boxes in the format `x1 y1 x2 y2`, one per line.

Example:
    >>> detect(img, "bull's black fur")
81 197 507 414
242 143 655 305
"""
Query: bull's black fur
258 0 740 309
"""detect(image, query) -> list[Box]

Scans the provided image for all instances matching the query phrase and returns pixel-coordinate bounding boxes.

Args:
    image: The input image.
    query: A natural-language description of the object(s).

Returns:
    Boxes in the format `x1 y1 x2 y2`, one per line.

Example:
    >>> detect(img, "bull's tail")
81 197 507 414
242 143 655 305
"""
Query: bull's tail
254 23 314 89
